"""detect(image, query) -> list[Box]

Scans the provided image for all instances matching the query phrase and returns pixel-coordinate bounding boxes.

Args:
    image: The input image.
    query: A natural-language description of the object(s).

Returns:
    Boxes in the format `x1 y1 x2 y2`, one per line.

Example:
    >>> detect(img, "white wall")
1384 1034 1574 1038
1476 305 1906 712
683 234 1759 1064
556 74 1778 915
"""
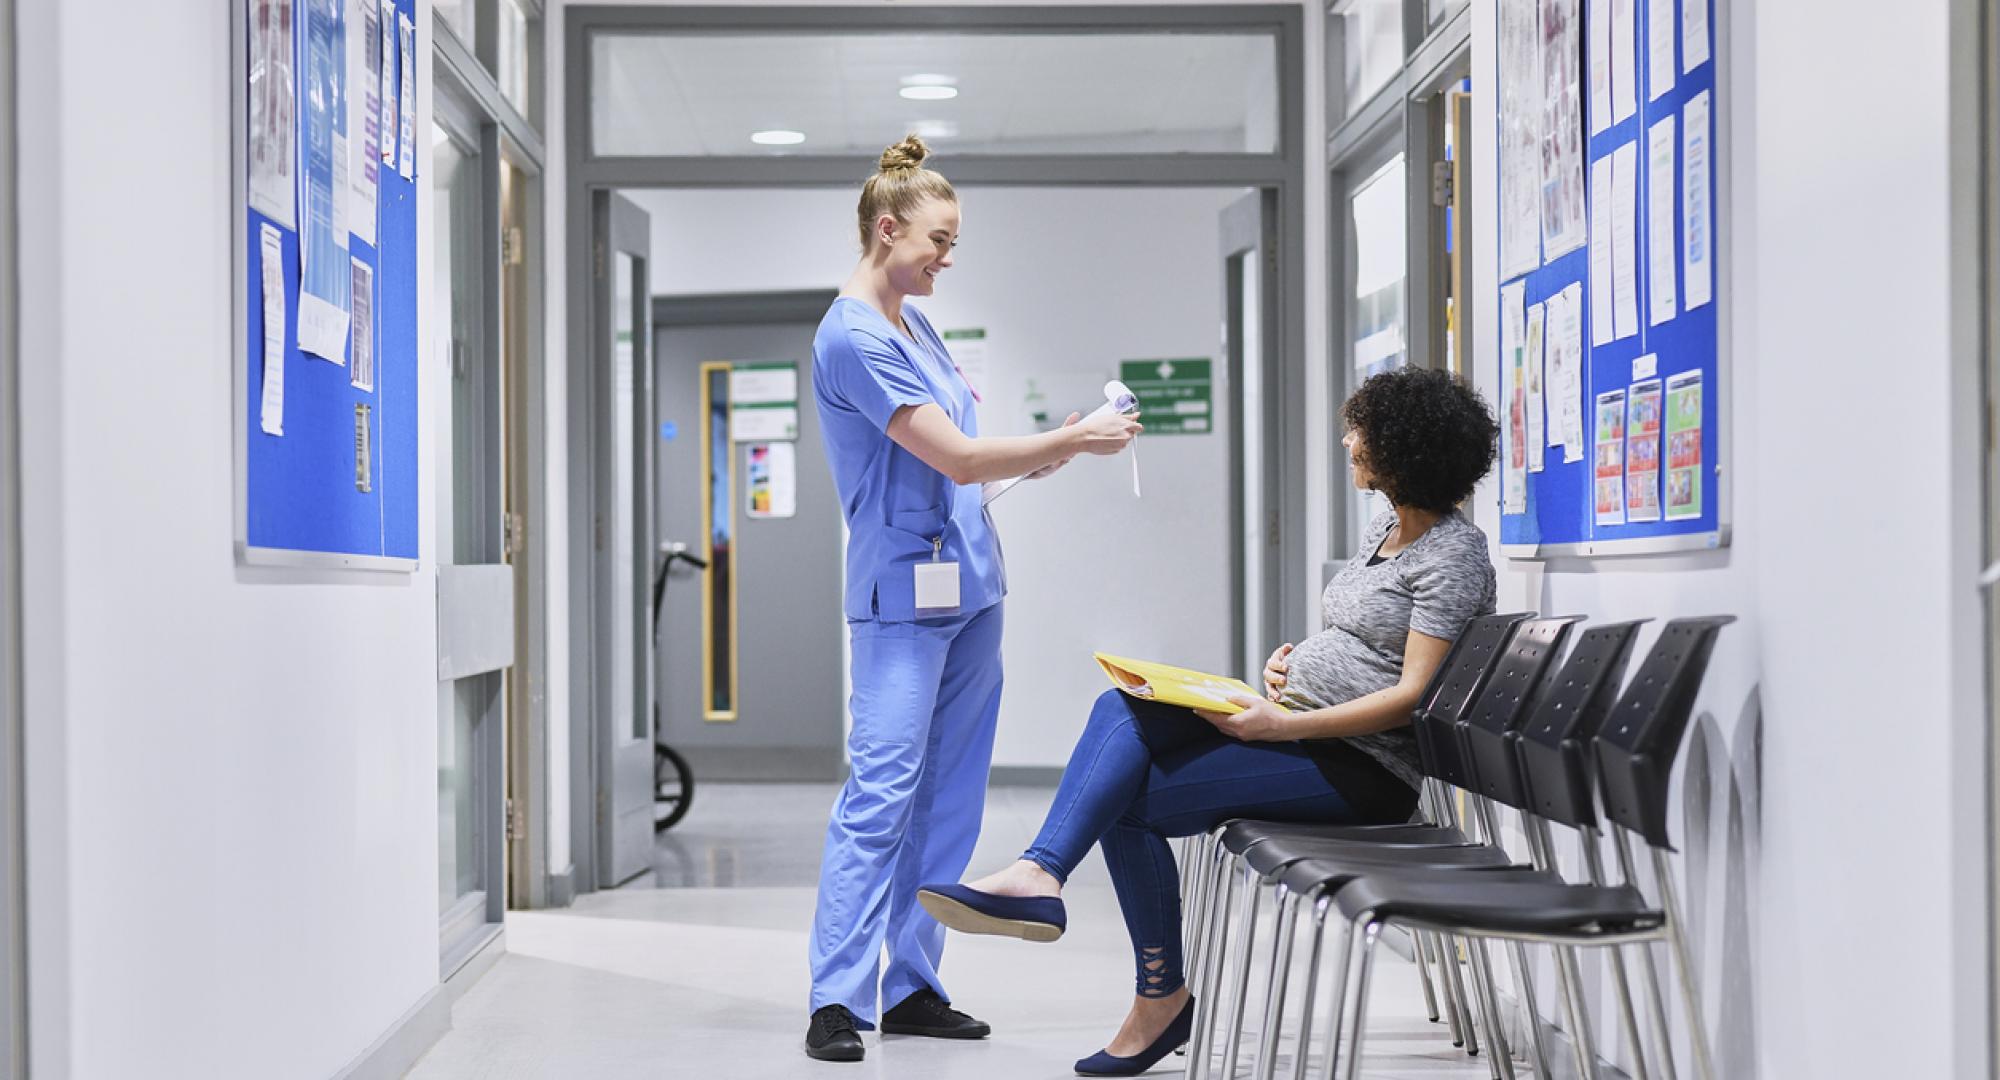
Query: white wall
625 186 1243 768
20 3 444 1077
1470 1 1985 1077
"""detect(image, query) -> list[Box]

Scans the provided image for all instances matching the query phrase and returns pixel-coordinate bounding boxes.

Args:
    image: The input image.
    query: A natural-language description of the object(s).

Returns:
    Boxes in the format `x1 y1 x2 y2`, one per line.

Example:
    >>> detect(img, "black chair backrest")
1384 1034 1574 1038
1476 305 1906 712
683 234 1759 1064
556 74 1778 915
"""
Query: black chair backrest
1514 620 1648 830
1454 616 1584 810
1411 612 1532 787
1593 617 1736 849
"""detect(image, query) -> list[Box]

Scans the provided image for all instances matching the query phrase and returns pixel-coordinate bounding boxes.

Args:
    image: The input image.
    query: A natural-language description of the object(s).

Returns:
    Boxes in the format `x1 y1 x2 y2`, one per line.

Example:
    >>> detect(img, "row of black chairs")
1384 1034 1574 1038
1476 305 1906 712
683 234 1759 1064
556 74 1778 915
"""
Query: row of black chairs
1174 612 1731 1080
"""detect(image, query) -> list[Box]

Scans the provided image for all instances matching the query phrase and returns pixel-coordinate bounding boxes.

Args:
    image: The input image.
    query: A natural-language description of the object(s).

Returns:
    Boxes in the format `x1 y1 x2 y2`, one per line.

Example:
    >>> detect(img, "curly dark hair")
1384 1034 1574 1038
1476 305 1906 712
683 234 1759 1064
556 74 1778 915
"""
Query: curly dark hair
1340 367 1499 513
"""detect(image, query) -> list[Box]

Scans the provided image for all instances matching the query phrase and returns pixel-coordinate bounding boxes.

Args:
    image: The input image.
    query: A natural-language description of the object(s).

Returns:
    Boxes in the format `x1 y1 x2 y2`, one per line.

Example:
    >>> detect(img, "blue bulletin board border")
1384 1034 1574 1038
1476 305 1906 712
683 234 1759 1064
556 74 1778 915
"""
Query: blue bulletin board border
232 0 420 573
1496 0 1731 560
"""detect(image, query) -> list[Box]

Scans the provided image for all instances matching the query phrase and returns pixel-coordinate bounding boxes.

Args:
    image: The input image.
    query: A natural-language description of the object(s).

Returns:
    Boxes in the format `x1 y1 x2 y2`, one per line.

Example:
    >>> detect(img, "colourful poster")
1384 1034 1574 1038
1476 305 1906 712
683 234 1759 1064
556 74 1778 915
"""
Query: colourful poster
1664 370 1703 520
248 0 297 228
296 0 351 360
1625 377 1662 522
1594 388 1627 526
745 442 797 519
1501 282 1528 515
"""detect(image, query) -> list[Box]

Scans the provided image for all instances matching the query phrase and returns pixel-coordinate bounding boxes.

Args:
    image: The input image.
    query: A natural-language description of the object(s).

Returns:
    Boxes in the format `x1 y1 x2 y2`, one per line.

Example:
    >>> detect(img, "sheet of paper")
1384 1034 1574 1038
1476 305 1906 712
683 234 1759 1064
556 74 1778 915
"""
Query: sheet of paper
397 13 417 179
1594 388 1627 526
1588 155 1614 346
297 0 352 361
1499 0 1544 278
1587 0 1611 135
354 403 373 492
1647 0 1677 100
1502 281 1528 515
350 256 374 389
1611 139 1640 341
248 0 297 227
347 0 380 246
1646 115 1678 326
1664 370 1703 519
1525 301 1547 471
1625 377 1662 522
1539 0 1587 259
1610 0 1637 124
378 0 397 167
1682 90 1714 310
259 225 288 436
745 442 798 519
1682 0 1710 73
328 0 349 243
1555 283 1588 459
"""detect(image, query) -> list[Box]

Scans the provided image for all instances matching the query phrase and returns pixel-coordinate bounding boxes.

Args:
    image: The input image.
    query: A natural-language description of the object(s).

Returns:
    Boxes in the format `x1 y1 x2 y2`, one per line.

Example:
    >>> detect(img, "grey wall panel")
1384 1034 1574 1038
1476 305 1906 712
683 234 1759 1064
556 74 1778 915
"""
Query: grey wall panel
437 563 518 681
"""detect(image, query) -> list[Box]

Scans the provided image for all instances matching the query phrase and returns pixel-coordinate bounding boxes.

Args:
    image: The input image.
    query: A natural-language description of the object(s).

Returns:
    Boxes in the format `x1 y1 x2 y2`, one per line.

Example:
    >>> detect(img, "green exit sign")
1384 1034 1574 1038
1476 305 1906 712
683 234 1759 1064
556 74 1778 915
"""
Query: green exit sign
1120 358 1213 435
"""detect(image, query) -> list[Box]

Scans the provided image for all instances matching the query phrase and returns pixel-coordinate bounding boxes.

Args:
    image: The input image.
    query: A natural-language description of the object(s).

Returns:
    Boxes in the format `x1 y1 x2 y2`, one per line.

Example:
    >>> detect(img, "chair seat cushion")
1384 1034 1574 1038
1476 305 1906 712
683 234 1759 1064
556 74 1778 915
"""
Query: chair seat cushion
1331 874 1664 937
1218 818 1468 856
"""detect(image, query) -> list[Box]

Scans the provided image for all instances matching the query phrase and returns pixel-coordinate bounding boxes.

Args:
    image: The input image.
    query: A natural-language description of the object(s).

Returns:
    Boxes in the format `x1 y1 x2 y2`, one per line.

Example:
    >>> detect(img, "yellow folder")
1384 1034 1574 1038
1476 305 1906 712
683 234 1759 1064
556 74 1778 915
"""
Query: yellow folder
1092 653 1288 715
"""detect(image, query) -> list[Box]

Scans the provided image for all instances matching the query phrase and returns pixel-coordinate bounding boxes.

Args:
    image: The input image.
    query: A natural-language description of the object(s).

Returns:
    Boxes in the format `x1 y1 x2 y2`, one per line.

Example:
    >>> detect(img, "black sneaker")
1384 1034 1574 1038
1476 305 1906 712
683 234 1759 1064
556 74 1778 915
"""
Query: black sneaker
881 988 992 1040
805 1004 865 1062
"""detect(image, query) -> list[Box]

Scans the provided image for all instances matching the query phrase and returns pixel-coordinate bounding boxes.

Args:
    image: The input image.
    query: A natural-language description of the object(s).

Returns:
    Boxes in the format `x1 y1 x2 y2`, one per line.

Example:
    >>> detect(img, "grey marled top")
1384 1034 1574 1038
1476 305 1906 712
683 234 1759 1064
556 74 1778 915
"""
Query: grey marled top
1278 510 1496 790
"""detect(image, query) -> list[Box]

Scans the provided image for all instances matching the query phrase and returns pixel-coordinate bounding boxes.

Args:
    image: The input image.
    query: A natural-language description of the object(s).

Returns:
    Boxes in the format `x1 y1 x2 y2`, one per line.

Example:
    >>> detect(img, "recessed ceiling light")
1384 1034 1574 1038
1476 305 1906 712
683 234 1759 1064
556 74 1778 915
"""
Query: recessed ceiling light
750 129 806 146
910 120 960 140
899 74 959 101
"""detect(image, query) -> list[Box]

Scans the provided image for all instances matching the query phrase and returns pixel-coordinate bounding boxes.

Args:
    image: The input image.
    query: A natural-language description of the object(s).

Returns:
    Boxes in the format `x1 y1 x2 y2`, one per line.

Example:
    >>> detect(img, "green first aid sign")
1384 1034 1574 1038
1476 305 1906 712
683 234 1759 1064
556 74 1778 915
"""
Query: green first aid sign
1120 358 1213 435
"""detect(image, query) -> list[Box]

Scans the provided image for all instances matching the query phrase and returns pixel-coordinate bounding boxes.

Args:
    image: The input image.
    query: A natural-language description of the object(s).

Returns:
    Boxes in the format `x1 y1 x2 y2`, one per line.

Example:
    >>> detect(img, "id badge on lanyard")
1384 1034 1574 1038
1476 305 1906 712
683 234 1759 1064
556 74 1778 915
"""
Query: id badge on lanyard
914 535 961 617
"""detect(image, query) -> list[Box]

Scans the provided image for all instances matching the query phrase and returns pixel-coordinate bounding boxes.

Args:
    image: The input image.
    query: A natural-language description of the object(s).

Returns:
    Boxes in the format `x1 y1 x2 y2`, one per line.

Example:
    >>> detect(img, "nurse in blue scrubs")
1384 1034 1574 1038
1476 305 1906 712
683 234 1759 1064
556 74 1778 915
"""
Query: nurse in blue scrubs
802 135 1142 1063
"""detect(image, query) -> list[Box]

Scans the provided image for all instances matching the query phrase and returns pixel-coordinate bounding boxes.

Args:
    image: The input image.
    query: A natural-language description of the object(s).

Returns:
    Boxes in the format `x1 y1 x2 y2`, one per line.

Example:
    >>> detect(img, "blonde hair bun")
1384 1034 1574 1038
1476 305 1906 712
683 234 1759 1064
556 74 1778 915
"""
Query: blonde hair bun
878 134 931 173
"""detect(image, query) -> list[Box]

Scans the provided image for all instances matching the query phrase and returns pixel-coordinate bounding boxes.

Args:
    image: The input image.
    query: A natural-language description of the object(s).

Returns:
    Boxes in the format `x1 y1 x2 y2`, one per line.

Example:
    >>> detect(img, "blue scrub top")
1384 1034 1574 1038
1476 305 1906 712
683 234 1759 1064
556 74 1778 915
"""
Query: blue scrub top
812 297 1006 623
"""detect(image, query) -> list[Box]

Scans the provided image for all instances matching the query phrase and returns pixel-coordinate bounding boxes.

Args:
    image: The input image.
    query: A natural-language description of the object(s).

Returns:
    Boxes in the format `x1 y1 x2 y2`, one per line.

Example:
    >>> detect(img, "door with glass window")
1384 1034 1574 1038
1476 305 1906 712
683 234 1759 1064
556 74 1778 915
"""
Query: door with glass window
1338 144 1409 551
1222 190 1283 678
592 192 655 888
434 118 513 973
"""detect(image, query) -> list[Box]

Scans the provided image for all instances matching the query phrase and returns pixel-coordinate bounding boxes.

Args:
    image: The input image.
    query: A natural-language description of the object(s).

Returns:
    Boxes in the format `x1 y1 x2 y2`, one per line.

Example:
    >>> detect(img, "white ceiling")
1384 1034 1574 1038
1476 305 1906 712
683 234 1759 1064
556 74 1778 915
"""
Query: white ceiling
590 31 1279 157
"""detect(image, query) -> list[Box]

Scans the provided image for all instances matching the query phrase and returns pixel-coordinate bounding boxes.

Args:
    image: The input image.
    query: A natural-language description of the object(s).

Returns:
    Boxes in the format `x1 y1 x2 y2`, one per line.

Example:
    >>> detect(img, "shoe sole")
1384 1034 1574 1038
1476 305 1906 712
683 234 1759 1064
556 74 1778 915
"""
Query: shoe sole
917 890 1063 943
880 1022 991 1040
803 1042 865 1063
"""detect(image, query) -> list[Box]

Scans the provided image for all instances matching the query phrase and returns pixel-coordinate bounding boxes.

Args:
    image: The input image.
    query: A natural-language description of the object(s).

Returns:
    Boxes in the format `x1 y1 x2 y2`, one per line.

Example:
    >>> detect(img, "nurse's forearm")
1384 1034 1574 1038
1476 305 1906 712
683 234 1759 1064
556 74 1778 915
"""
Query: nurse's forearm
888 404 1080 485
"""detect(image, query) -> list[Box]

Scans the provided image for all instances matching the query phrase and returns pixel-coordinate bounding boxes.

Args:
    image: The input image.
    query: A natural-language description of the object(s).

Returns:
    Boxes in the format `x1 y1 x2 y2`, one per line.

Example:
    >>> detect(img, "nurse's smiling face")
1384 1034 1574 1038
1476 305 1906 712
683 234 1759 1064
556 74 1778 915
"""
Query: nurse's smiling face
876 196 959 299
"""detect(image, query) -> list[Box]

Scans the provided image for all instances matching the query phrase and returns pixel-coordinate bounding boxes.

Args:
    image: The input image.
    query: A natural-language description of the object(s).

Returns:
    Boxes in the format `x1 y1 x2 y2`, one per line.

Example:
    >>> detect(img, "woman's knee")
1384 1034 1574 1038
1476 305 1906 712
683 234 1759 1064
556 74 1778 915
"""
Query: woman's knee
1088 688 1138 733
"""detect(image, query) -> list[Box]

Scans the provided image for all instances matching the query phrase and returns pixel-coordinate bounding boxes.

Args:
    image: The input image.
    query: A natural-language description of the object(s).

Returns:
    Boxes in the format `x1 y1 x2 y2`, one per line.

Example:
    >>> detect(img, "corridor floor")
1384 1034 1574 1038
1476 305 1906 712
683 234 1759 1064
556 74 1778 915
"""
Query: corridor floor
408 783 1511 1079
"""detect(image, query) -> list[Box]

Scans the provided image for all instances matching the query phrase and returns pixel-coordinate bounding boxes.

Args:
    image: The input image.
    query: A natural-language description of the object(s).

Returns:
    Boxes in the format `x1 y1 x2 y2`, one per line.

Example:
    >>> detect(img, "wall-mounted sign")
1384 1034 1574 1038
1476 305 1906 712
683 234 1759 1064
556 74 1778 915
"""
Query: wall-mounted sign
1119 358 1213 435
729 361 799 441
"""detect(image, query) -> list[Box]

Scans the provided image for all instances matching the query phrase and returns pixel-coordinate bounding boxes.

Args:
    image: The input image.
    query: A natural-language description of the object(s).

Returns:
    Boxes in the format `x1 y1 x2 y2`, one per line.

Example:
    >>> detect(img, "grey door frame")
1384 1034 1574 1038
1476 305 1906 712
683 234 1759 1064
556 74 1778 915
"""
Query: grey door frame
1221 190 1285 675
564 3 1308 898
0 0 23 1067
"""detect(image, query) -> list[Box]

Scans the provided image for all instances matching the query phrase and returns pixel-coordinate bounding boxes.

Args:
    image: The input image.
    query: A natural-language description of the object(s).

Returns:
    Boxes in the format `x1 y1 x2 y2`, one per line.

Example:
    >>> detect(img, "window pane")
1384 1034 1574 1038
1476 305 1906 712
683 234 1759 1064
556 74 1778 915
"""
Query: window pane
497 0 531 114
436 0 474 49
1340 0 1404 116
1349 154 1407 544
591 32 1279 157
1429 0 1464 27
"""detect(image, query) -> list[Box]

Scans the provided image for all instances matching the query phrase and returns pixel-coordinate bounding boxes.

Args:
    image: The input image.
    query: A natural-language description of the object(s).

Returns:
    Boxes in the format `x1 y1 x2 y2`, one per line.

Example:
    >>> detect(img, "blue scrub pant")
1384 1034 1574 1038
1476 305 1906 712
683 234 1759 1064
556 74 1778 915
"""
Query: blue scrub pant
808 600 1005 1024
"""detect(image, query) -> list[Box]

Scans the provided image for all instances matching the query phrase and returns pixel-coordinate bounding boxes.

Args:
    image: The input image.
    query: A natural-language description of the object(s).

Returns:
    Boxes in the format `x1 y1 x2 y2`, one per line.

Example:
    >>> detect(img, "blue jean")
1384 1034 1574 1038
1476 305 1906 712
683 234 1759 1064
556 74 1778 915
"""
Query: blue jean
1020 689 1415 998
810 602 1006 1026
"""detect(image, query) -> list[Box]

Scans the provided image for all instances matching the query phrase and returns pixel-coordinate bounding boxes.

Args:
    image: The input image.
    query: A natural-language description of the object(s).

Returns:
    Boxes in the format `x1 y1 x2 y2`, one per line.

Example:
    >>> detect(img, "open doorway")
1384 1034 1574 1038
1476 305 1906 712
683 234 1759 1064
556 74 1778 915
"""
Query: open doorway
561 5 1306 900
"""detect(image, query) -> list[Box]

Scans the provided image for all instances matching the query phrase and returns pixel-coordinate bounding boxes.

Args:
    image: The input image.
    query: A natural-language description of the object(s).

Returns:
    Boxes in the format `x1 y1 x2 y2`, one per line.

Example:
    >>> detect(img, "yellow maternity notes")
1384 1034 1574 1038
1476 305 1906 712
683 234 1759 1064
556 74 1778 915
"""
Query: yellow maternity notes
1093 653 1287 716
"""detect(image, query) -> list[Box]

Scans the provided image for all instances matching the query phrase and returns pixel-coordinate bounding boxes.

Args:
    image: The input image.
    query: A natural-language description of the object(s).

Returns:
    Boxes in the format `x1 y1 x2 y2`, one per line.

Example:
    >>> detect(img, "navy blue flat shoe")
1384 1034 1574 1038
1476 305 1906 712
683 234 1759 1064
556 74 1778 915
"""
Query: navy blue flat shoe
1073 996 1195 1077
916 883 1067 942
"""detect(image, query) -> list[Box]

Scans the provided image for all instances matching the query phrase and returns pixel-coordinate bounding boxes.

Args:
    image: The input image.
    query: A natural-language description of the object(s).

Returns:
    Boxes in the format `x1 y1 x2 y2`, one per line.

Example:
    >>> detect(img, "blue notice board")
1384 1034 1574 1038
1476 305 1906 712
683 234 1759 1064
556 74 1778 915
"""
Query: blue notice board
1495 0 1726 558
235 0 419 570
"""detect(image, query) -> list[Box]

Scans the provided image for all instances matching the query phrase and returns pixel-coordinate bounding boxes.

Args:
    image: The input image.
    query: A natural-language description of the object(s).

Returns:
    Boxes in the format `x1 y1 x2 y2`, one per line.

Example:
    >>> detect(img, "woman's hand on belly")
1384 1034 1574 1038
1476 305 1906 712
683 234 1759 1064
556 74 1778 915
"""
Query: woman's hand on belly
1195 695 1294 742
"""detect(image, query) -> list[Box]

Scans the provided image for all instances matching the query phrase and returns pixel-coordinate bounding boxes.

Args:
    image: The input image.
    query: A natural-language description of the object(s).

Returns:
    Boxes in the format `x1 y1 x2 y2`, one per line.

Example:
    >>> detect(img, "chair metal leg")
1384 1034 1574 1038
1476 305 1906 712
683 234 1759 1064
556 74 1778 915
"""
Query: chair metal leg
1576 824 1652 1080
1503 937 1554 1077
1289 894 1334 1080
1316 917 1359 1080
1463 936 1515 1080
1186 833 1217 981
1616 829 1680 1080
1441 933 1480 1055
1253 887 1300 1080
1555 939 1601 1080
1220 863 1265 1080
1414 930 1442 1023
1188 849 1240 1080
1340 921 1384 1080
1433 932 1468 1049
1510 807 1576 1080
1654 846 1718 1080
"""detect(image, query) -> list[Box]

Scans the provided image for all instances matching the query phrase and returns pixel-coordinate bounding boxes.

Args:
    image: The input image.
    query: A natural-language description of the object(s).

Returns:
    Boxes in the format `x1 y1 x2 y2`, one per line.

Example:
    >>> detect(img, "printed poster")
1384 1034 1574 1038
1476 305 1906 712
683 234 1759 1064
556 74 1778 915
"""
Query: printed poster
1551 282 1588 461
1539 0 1587 259
1625 377 1662 522
378 0 397 167
346 0 381 247
1502 281 1528 515
397 13 417 179
1647 0 1677 101
1594 388 1627 526
1646 115 1679 326
1682 90 1714 310
1609 0 1637 123
1664 370 1703 520
259 224 287 436
350 256 374 390
248 0 298 228
1525 301 1547 470
1499 0 1544 278
1587 0 1611 136
746 442 798 520
296 0 351 361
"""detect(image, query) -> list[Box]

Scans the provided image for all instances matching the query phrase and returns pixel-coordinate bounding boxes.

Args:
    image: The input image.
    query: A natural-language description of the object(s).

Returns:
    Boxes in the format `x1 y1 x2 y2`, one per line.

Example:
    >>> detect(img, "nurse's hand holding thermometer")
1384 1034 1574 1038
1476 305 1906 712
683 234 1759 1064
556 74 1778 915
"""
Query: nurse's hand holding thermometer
984 381 1144 505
